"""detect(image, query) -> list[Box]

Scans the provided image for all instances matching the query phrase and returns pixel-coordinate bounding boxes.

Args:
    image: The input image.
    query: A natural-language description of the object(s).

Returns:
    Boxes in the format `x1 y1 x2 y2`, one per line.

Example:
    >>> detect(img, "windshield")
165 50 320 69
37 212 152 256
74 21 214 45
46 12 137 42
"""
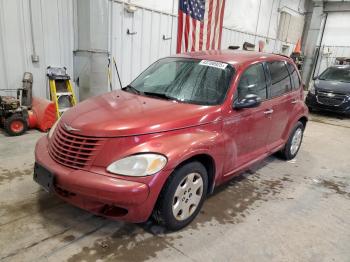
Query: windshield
125 58 235 105
319 67 350 83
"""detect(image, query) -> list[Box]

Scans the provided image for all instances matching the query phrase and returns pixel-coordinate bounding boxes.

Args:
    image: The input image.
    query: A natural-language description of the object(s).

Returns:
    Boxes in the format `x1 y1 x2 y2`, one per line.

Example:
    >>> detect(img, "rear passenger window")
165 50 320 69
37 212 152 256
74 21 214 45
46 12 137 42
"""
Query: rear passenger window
237 63 267 100
268 61 292 97
287 62 301 89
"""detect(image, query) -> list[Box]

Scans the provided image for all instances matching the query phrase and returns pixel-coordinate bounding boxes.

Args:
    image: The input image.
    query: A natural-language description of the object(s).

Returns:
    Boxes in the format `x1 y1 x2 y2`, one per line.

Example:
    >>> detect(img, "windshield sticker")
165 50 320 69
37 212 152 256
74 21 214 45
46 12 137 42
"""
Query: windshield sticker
199 60 228 69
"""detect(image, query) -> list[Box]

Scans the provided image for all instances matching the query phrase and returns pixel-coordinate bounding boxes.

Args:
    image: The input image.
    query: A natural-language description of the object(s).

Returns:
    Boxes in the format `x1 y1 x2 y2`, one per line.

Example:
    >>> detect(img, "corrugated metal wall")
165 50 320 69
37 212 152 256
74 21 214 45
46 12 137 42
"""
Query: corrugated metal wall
0 0 302 100
110 0 299 89
221 27 296 54
110 1 177 88
0 0 74 98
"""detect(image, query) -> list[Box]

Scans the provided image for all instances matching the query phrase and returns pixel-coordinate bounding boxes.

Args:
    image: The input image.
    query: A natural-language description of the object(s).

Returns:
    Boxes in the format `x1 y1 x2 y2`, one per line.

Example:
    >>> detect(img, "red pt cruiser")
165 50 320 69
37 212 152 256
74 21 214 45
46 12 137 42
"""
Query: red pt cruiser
34 51 308 230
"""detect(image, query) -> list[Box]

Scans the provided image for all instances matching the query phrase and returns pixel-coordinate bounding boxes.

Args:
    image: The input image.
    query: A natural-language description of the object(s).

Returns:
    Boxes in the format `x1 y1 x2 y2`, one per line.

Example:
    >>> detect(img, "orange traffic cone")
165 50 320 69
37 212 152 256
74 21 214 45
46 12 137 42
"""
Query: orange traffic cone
294 39 301 54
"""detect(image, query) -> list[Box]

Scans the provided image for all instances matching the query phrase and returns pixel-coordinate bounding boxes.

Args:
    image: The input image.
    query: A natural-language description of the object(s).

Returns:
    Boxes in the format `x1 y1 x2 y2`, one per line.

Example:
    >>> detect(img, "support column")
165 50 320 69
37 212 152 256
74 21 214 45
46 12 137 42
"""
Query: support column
301 0 324 86
74 0 109 101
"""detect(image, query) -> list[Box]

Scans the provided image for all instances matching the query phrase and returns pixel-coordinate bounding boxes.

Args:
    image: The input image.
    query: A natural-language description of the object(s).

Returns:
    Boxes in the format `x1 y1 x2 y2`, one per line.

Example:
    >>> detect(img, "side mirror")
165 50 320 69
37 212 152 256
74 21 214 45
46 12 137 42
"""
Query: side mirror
234 94 262 109
312 76 318 80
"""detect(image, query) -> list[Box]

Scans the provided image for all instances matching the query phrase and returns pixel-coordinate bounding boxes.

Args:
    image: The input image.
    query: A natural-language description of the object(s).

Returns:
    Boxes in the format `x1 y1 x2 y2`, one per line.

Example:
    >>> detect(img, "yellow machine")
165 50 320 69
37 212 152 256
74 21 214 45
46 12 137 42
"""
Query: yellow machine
47 67 77 119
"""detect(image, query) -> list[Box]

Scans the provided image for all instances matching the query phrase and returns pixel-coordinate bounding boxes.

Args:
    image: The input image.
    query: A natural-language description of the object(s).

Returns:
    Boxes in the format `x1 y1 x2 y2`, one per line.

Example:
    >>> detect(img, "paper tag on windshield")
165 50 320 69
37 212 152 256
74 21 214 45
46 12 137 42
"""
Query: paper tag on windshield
199 60 228 69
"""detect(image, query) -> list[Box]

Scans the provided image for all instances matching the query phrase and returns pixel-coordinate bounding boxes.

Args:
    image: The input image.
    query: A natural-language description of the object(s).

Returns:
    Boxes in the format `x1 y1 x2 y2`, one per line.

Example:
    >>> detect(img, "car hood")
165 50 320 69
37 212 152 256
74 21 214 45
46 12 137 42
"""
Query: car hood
315 79 350 94
60 90 222 137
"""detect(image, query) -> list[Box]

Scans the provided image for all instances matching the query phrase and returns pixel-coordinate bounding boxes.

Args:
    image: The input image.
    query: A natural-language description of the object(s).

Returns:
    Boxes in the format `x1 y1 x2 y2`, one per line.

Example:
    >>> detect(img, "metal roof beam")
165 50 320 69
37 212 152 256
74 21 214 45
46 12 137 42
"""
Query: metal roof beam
324 1 350 12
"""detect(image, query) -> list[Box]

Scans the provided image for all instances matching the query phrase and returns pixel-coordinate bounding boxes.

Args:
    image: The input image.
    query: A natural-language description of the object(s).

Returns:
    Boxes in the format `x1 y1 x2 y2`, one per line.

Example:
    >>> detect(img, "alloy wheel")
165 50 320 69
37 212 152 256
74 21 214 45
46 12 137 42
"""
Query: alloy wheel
290 127 303 155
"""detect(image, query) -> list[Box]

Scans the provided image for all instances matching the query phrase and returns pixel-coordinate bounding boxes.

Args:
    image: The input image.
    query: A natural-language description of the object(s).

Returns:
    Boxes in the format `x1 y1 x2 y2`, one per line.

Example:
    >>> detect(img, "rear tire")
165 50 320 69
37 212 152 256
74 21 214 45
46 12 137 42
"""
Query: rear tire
153 161 208 231
4 114 28 136
280 121 304 160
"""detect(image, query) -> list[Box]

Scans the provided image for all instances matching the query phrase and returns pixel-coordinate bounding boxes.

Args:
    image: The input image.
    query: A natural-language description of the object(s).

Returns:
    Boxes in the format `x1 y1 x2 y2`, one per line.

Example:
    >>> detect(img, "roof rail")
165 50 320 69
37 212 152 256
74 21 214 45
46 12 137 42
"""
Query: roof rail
272 53 292 59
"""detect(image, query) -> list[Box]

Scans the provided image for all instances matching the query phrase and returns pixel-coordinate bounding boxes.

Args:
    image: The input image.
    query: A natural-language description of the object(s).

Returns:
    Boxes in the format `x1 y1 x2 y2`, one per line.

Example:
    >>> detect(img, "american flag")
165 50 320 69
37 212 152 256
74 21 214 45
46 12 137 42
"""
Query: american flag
176 0 226 53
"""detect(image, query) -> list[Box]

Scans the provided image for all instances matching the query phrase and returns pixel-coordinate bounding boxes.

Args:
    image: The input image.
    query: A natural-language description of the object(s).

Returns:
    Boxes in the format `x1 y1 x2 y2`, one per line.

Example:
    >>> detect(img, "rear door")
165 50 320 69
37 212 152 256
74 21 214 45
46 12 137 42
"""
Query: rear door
287 62 303 104
265 61 294 151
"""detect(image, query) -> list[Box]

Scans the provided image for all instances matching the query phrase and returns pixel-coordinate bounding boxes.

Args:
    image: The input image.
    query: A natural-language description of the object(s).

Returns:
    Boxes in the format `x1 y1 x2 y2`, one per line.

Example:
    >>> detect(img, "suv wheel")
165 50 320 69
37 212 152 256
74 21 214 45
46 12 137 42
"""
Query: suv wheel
280 121 304 160
153 161 208 231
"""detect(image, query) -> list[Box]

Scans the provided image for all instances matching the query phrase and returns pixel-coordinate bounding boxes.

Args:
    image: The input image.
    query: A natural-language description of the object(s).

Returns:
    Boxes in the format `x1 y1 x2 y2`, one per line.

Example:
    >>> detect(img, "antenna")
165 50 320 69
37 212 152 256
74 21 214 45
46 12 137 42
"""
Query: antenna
113 57 123 89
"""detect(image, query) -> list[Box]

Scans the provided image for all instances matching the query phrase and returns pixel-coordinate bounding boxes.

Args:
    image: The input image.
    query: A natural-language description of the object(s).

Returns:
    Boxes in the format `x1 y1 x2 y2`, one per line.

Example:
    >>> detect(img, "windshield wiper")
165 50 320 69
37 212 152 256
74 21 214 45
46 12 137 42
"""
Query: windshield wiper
122 86 178 101
122 85 142 94
143 91 178 101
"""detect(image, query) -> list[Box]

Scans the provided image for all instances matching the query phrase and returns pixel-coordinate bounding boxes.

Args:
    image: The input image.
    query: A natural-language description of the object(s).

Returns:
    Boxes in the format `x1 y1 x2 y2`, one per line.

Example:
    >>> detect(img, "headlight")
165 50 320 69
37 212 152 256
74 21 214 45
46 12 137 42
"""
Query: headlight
107 154 167 177
309 81 315 95
48 120 59 139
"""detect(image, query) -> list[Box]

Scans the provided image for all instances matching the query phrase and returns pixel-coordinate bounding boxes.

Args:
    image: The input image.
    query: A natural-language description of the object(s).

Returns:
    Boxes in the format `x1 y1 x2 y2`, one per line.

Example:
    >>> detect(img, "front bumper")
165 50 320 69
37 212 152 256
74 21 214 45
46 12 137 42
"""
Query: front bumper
34 136 169 223
305 93 350 114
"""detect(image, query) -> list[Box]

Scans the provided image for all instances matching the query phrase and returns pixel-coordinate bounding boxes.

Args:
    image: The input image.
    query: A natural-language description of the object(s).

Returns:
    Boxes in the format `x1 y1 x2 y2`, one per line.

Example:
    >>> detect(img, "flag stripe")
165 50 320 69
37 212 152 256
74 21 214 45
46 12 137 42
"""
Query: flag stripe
211 0 219 49
192 18 197 52
202 0 210 51
218 0 226 49
182 11 186 52
184 14 190 52
176 10 184 53
213 0 223 49
188 16 192 52
199 21 204 51
206 0 214 50
195 20 200 51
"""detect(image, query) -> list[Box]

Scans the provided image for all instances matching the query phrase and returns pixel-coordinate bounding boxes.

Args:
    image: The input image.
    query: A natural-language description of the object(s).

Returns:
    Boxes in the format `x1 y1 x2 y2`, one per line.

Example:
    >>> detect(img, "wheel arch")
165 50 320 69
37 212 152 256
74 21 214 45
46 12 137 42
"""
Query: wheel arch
298 116 308 129
171 153 216 195
282 113 308 141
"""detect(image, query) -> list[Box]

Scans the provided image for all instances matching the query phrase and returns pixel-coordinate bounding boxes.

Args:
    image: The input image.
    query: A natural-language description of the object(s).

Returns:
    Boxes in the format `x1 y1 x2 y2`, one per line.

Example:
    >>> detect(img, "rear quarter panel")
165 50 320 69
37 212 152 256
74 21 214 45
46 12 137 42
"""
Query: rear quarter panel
282 99 309 141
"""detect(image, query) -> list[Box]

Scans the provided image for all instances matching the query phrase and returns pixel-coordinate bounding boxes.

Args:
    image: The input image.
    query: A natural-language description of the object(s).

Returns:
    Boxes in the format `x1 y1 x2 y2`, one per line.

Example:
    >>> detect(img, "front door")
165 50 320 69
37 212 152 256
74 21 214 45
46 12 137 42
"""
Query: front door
222 63 272 176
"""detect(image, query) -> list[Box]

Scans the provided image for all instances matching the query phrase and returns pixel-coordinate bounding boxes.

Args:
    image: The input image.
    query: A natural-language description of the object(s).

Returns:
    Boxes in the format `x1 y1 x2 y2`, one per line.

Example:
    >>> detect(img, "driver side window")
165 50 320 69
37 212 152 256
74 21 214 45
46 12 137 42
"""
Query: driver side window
237 63 267 101
144 62 177 89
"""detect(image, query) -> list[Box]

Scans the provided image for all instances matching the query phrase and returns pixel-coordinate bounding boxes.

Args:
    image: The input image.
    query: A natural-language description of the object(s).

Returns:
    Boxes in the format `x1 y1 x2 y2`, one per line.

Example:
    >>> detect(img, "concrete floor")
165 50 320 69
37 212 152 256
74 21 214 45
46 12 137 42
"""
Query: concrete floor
0 112 350 262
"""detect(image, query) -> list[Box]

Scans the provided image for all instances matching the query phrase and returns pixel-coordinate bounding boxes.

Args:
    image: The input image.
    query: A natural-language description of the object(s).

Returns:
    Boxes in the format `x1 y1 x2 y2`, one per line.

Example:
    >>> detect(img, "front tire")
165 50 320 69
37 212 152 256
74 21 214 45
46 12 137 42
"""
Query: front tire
153 161 208 231
280 121 304 160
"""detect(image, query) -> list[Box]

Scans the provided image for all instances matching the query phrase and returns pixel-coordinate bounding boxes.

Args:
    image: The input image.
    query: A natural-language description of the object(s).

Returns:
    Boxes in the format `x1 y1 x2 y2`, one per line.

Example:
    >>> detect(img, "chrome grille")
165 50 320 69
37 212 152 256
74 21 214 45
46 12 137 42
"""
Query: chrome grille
48 123 105 169
316 91 347 106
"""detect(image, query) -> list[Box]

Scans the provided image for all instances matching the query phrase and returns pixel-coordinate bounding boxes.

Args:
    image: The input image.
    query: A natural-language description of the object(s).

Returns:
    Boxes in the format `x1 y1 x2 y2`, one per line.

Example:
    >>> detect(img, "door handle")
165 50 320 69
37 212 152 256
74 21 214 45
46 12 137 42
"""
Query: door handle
264 109 274 115
291 99 298 104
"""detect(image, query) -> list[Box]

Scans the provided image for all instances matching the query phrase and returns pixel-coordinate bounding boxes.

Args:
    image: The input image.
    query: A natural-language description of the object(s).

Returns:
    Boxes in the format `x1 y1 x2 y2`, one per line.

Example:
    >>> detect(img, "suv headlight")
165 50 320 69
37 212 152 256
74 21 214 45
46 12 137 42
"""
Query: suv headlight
309 81 315 95
48 120 59 139
107 154 167 177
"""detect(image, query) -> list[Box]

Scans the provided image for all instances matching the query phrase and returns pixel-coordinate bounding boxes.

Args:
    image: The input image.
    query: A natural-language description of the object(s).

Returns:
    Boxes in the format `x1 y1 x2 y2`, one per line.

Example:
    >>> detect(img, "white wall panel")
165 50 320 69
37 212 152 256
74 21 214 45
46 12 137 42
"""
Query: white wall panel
0 0 74 99
129 0 176 14
114 0 306 38
0 0 305 100
256 0 274 37
107 0 302 90
221 0 303 55
111 1 176 88
0 0 28 97
322 13 350 46
223 0 305 38
224 0 259 32
221 27 295 55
